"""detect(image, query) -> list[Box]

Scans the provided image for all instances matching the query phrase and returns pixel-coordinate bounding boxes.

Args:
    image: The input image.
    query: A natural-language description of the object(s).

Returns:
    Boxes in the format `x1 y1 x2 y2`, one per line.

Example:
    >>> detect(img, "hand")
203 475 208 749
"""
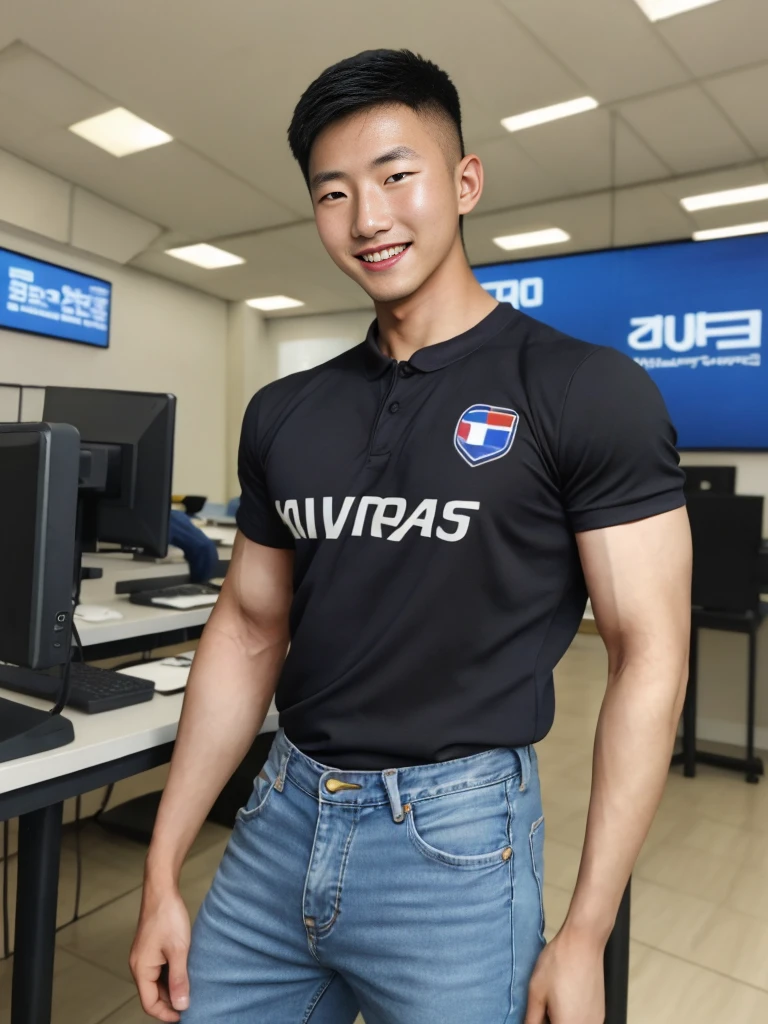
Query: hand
524 926 606 1024
129 883 192 1022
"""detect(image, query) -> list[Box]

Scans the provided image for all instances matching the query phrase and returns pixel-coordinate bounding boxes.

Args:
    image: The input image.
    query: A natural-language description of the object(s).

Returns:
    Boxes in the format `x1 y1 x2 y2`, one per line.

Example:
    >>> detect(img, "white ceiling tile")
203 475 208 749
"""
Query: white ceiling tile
613 116 672 186
619 84 755 173
0 42 110 128
472 137 565 214
613 184 694 246
500 0 691 102
0 126 300 237
512 108 613 194
704 64 768 157
465 193 613 266
70 187 162 263
655 0 768 77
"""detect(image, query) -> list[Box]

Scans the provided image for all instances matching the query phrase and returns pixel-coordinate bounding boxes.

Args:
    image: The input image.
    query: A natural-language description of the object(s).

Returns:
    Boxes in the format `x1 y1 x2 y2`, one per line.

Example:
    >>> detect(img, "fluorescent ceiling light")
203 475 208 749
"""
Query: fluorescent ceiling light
246 295 305 311
632 0 723 22
493 228 570 252
165 244 245 269
681 184 768 212
69 107 173 157
693 221 768 241
501 97 598 134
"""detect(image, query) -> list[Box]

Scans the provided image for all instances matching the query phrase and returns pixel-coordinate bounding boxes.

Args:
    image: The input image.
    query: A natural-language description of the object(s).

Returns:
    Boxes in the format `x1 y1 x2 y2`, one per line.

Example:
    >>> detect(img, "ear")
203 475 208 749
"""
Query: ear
456 153 484 216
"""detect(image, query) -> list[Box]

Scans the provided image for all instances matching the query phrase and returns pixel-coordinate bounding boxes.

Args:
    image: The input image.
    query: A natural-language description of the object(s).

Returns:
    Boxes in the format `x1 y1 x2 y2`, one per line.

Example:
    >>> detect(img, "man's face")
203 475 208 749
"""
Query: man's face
308 104 465 305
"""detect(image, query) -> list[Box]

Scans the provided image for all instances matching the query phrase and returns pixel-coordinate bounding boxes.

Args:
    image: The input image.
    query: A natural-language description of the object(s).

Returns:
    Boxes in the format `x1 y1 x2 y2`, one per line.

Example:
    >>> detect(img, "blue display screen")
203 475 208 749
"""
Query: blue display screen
473 235 768 450
0 247 111 348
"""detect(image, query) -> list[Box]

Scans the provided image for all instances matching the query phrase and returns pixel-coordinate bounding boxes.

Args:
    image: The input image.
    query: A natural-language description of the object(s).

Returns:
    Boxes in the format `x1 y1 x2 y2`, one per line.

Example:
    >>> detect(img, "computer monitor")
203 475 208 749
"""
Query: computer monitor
683 466 737 496
43 387 176 558
0 423 79 669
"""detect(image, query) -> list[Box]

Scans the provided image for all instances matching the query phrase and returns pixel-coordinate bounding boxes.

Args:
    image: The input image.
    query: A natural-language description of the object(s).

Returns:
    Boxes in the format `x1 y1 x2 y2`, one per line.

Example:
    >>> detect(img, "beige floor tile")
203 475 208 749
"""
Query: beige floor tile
543 883 573 939
543 836 582 892
0 948 135 1024
628 940 768 1024
55 835 229 983
634 837 743 905
56 886 143 983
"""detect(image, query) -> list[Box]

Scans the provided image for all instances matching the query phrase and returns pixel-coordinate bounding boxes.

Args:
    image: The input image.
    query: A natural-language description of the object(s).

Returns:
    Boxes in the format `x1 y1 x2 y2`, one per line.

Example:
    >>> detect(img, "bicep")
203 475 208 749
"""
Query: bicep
576 506 692 675
212 531 294 644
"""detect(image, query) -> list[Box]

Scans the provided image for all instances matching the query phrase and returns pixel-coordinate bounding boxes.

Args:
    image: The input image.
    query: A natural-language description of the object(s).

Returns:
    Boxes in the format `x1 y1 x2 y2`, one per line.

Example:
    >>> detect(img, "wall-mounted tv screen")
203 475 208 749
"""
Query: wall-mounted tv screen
473 234 767 451
0 247 111 349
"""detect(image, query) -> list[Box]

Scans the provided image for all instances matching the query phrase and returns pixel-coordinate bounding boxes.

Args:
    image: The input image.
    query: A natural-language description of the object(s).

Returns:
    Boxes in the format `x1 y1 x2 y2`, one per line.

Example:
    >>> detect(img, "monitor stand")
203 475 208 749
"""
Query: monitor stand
0 697 75 764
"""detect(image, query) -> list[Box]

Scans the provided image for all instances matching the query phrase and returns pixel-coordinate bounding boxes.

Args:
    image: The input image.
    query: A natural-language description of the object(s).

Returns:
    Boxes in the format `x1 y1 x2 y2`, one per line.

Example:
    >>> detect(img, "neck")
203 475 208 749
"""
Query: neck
373 239 498 363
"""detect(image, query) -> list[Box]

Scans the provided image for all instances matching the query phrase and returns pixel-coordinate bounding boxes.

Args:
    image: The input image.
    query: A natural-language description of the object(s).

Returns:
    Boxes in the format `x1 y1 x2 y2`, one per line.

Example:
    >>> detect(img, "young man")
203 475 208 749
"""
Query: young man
130 49 692 1024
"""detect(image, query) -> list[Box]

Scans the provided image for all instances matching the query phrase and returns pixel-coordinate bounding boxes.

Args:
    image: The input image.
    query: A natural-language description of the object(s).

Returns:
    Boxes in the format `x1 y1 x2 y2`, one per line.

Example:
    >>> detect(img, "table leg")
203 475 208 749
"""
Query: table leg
604 878 631 1024
12 802 63 1024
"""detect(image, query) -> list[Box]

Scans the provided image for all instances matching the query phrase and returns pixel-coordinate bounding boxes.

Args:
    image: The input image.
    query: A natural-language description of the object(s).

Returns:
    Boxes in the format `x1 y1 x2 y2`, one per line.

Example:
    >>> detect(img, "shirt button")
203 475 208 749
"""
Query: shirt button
399 364 412 378
389 402 400 413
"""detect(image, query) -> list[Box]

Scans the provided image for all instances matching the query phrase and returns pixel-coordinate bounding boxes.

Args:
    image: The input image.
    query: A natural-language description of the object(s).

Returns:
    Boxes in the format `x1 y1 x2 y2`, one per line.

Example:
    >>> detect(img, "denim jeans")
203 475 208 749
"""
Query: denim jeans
182 728 546 1024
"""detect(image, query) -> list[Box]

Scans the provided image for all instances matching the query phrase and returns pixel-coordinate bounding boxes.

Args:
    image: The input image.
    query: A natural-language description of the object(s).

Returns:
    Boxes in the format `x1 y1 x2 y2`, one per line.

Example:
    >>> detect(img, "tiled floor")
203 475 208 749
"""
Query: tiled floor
2 632 768 1023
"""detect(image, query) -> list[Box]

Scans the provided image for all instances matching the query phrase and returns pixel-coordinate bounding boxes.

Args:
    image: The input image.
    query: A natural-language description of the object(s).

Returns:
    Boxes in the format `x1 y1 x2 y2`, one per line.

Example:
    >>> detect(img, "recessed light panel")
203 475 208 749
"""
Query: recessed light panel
493 229 571 252
69 107 173 157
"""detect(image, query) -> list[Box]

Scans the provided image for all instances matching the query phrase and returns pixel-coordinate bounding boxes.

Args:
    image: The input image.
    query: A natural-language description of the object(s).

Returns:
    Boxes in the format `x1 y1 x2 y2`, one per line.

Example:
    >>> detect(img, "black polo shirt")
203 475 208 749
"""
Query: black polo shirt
236 302 686 770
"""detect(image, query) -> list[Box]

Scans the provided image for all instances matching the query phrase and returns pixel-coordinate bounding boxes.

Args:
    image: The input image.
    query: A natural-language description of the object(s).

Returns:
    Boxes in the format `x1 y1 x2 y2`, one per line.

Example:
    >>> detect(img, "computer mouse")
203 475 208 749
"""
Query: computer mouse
74 604 124 622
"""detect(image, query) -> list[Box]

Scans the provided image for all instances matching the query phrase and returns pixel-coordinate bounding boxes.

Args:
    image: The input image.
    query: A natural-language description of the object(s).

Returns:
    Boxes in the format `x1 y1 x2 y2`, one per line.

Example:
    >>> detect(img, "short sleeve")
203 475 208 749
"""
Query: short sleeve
235 391 295 549
557 346 686 533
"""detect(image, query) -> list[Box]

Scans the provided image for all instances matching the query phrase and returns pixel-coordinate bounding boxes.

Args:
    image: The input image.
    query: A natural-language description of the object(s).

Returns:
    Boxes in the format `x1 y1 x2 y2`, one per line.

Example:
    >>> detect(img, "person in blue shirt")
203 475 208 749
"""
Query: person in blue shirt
168 510 218 583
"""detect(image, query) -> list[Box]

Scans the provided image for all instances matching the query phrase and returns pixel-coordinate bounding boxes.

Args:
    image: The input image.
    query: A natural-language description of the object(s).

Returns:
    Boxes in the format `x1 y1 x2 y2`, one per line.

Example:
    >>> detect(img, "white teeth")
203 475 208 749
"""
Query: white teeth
362 244 408 263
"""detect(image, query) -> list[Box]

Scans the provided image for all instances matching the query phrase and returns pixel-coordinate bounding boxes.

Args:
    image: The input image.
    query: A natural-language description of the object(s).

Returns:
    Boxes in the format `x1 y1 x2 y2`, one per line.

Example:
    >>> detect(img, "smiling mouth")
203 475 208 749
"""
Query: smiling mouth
356 243 411 264
355 243 412 268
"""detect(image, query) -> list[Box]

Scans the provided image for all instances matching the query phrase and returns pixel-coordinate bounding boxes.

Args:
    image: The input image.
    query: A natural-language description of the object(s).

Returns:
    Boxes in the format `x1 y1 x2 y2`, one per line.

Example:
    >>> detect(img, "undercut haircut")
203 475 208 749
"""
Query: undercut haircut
288 48 465 190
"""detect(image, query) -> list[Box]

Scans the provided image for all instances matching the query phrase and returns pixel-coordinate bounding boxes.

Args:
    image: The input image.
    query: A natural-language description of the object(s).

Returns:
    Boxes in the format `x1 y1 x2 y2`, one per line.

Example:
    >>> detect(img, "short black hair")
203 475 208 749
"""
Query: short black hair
288 48 465 187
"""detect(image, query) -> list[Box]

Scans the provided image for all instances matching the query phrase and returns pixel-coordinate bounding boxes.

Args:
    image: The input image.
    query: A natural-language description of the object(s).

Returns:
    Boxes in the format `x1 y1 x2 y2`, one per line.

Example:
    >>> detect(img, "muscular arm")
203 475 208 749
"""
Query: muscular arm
131 532 293 1022
526 505 691 1024
564 504 692 942
146 531 294 885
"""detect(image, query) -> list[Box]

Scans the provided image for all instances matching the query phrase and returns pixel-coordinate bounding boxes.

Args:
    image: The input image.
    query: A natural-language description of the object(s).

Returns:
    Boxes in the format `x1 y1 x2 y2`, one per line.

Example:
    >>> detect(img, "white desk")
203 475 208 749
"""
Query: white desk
0 654 278 1024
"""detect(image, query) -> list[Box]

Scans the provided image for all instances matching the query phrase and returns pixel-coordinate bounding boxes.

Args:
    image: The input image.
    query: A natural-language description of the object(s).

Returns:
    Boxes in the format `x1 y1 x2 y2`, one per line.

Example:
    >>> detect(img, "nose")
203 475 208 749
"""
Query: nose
352 183 393 240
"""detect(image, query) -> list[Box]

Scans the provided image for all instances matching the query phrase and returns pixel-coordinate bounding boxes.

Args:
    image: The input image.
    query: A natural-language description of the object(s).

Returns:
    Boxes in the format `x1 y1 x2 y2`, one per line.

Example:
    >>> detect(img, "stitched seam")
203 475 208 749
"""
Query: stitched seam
554 347 602 471
405 811 509 869
506 780 516 1020
316 811 360 932
302 973 337 1023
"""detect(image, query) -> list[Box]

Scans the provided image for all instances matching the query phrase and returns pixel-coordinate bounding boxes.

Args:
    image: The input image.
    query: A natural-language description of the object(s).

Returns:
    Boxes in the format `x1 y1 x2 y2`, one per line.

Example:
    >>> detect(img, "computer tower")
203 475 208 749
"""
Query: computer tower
0 422 80 669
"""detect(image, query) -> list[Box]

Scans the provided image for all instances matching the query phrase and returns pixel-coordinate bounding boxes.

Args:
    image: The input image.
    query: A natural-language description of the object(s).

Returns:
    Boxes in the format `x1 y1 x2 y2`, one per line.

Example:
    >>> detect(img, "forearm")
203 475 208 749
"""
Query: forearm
561 662 687 945
145 611 288 888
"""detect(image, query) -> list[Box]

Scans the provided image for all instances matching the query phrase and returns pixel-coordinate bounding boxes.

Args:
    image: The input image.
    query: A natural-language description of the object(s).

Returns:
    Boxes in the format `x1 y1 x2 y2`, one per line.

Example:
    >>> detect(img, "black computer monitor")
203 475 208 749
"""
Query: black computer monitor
683 466 736 496
0 423 79 669
43 387 176 558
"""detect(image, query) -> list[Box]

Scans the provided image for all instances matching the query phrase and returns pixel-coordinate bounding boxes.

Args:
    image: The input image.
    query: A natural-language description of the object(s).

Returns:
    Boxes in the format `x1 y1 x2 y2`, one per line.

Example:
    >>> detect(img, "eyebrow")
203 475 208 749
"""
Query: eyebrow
310 146 420 192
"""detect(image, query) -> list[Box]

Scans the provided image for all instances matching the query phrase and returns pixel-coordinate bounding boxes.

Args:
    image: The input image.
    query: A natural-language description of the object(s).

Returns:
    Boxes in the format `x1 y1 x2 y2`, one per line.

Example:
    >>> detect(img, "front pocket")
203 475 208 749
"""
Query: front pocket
405 779 513 869
529 815 546 942
236 761 279 823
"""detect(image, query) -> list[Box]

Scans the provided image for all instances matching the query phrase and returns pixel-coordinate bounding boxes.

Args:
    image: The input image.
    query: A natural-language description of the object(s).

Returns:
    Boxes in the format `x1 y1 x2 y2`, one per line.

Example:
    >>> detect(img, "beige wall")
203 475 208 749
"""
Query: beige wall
0 226 229 501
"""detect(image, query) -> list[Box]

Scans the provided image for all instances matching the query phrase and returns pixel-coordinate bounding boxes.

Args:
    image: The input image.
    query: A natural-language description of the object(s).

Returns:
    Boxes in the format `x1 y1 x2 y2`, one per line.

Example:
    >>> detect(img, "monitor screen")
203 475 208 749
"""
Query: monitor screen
473 234 768 450
0 246 111 348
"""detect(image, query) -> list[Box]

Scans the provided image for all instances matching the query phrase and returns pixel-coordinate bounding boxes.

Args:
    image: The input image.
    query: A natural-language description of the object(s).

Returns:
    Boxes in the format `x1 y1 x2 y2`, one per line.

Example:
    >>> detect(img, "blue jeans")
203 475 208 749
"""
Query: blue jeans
183 728 546 1024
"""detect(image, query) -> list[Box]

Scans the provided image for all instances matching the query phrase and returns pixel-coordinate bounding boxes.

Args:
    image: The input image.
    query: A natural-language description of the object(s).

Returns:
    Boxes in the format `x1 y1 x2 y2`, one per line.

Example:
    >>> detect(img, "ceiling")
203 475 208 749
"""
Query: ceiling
1 0 767 315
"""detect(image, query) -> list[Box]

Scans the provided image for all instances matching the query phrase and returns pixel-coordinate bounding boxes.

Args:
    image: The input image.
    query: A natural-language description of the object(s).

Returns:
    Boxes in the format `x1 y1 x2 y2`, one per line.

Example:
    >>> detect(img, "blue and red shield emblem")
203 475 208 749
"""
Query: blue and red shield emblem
454 404 519 467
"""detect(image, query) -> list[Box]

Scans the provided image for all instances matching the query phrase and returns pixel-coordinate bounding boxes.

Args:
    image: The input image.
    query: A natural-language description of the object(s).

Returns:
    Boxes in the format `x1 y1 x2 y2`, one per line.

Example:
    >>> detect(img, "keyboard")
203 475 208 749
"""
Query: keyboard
129 582 220 609
0 662 155 714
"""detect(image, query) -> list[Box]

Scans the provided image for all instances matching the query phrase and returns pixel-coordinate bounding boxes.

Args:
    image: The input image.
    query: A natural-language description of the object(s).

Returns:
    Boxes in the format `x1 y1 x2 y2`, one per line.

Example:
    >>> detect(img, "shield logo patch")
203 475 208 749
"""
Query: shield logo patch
454 404 519 467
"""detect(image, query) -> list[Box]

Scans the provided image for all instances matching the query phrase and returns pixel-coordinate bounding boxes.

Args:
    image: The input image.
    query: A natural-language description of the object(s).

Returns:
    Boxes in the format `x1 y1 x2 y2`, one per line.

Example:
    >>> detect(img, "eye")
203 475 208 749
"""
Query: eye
319 191 346 203
386 172 411 184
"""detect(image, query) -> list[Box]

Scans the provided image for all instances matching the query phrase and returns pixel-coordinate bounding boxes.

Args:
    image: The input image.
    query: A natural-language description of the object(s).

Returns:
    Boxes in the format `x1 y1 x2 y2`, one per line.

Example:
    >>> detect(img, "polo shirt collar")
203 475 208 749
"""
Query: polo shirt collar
362 302 518 380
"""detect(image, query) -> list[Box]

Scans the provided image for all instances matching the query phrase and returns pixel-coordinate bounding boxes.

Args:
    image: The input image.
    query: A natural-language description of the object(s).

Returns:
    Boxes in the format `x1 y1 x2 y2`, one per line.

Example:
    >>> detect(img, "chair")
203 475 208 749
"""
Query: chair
673 494 767 783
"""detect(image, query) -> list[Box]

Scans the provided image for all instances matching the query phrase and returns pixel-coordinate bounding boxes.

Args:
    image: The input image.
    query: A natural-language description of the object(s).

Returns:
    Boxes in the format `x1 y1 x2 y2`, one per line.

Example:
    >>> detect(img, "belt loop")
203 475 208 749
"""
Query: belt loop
274 749 291 792
382 769 404 822
518 746 532 792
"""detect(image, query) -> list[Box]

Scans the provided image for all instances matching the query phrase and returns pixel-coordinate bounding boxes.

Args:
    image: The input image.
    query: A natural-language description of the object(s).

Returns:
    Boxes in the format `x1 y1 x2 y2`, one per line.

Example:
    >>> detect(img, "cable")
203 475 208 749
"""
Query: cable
2 821 9 959
73 796 83 922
